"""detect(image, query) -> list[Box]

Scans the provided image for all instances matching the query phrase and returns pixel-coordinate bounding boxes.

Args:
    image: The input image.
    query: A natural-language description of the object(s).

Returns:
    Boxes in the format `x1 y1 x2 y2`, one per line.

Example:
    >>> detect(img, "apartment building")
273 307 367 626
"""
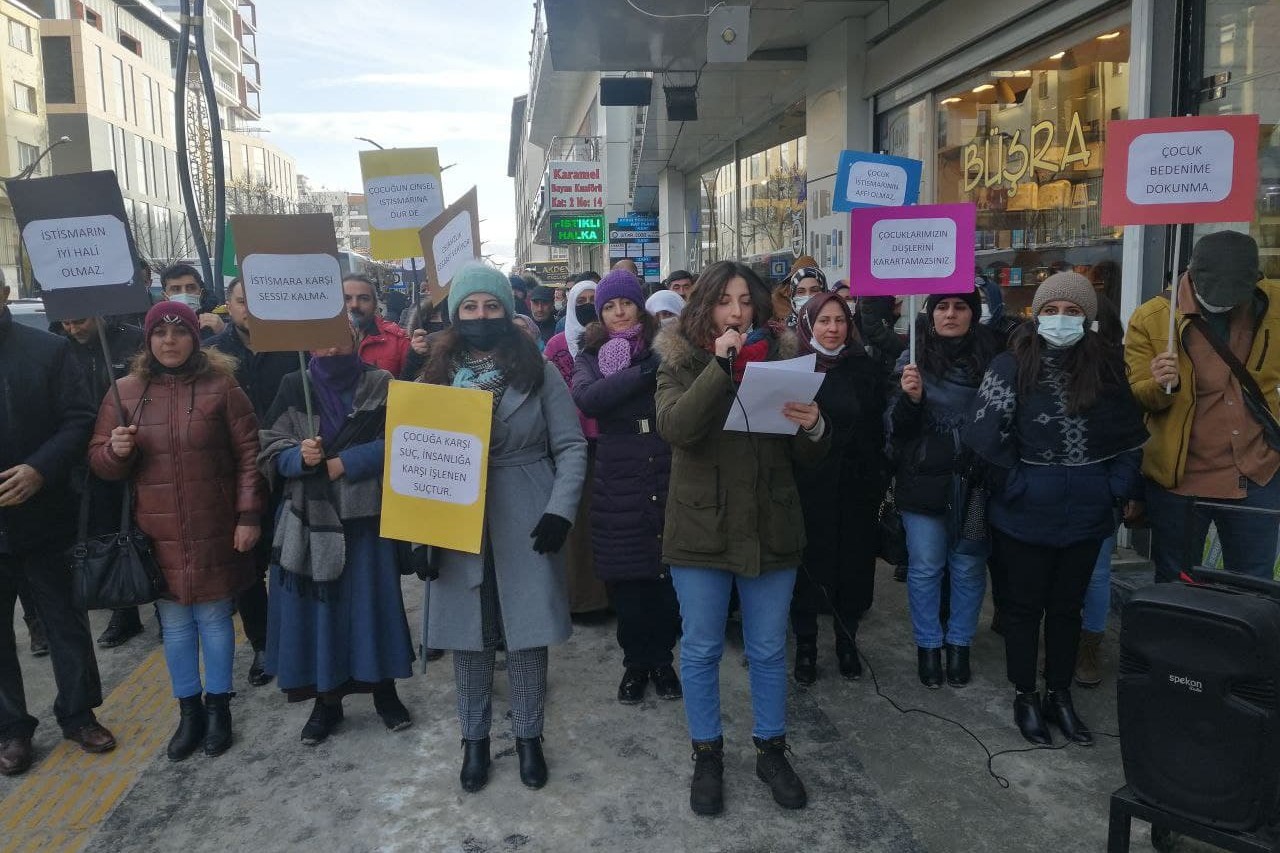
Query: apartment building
35 0 189 268
0 0 47 292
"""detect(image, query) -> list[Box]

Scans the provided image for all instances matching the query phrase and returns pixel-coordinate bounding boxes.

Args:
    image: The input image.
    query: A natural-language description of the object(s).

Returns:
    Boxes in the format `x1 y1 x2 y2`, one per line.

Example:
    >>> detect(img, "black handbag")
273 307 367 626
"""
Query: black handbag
876 482 908 566
68 478 167 610
1187 315 1280 452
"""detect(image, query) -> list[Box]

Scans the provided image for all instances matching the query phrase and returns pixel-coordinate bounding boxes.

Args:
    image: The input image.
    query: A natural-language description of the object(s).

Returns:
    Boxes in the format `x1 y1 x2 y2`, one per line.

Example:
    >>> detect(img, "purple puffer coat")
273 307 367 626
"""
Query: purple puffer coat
571 346 671 582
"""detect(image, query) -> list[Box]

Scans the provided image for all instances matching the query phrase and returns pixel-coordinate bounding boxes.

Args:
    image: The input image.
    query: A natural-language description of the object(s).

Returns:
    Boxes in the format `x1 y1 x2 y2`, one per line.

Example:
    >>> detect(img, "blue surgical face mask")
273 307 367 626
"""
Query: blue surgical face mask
1037 313 1086 347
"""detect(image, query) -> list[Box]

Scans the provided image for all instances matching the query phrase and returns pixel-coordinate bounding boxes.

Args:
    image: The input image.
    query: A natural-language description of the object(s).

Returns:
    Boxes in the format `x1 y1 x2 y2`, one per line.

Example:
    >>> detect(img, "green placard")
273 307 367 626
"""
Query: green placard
550 213 605 244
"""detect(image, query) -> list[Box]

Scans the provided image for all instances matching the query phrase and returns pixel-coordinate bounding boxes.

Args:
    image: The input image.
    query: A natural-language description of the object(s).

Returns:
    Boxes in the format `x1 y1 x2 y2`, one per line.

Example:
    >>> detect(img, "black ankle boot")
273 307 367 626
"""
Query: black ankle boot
617 667 649 704
97 608 143 649
247 649 272 687
203 693 232 756
651 665 682 700
794 638 818 686
459 737 490 792
167 694 206 761
917 647 943 688
689 737 724 816
300 698 343 746
516 736 547 789
754 735 807 809
373 681 413 732
1043 689 1093 746
1014 690 1052 745
944 644 971 687
836 638 861 680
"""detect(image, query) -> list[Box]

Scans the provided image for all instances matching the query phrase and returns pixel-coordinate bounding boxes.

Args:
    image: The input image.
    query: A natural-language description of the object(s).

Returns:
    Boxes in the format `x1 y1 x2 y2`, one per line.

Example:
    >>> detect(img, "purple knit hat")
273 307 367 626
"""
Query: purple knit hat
595 268 646 315
144 300 200 341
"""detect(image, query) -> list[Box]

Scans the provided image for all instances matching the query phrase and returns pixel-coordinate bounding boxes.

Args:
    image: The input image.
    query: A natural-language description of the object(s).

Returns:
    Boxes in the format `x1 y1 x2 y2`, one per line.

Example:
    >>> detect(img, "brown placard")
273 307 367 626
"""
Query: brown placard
231 214 352 352
418 186 481 306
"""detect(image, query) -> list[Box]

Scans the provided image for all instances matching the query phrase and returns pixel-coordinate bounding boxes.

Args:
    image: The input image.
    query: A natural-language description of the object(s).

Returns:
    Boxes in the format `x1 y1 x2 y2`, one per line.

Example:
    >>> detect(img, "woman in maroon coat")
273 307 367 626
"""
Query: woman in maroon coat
89 302 264 761
571 269 681 704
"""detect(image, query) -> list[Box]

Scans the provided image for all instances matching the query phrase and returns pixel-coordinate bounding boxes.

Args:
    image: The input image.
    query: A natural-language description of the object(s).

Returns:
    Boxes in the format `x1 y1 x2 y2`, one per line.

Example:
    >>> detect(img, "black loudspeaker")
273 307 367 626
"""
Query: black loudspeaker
1118 569 1280 832
600 77 652 107
664 86 698 122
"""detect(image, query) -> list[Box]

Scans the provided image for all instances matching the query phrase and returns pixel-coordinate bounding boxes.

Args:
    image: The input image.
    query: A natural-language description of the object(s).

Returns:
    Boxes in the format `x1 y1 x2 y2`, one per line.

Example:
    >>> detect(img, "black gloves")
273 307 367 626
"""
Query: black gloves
530 513 572 555
411 546 438 581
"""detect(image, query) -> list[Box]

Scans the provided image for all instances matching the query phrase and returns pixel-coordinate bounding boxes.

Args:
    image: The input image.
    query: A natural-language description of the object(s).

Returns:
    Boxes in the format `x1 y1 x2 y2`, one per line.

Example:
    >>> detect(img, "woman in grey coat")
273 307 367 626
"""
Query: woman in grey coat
416 263 588 794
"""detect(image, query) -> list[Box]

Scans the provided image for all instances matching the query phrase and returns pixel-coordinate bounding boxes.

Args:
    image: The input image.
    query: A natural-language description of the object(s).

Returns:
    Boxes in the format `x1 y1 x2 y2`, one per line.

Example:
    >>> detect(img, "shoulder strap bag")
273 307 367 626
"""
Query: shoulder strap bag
1187 314 1280 453
68 476 167 610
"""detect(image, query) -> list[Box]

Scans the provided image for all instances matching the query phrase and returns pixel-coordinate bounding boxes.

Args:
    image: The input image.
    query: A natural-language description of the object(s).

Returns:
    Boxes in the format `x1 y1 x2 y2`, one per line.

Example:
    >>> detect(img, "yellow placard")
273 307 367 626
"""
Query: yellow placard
380 380 492 554
359 147 444 261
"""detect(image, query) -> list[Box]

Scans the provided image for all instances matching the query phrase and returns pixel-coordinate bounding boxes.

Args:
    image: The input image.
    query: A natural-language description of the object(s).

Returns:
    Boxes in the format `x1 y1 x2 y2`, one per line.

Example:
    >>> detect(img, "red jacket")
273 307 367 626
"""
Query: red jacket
358 315 411 378
88 366 265 605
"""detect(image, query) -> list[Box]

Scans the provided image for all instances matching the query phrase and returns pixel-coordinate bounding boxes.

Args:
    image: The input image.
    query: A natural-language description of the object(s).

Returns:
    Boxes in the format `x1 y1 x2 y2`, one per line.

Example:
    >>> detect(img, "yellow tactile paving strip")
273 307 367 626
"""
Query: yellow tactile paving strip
0 647 170 853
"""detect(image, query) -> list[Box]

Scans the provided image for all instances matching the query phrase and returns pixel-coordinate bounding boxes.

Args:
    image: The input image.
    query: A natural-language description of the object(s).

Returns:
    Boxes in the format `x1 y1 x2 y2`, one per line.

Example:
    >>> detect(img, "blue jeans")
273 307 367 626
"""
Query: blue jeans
155 598 235 698
901 512 989 647
670 566 796 742
1146 475 1280 583
1082 535 1115 633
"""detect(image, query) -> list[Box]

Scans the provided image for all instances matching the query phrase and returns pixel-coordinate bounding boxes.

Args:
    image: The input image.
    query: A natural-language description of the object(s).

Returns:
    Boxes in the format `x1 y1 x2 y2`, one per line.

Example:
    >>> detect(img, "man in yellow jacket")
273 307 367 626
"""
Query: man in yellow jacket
1126 230 1280 583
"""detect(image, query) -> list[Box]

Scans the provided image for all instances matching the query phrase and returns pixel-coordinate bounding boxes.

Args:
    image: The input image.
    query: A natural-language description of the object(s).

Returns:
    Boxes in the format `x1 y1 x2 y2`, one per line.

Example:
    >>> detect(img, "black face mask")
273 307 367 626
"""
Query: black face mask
575 303 597 326
456 318 510 351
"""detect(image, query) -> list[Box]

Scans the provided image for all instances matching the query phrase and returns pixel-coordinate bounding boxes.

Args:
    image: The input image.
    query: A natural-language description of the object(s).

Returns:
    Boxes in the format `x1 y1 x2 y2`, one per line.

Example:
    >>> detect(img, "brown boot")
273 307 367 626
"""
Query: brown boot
1074 630 1104 688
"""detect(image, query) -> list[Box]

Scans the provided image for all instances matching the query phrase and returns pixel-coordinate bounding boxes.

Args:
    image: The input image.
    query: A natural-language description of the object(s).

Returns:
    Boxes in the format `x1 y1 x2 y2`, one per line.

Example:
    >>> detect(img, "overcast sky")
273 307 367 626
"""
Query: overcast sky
255 0 534 267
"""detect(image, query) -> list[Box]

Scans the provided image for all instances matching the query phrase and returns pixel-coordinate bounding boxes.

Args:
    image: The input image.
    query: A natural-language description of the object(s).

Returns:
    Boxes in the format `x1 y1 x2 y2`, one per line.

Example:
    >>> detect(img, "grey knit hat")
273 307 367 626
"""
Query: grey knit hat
1189 230 1261 309
1031 271 1097 323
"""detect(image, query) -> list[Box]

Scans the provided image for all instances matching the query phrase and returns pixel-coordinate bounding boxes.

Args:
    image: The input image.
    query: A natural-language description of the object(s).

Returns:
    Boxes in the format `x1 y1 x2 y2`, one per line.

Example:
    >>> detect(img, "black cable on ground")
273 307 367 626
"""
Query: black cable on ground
802 561 1119 789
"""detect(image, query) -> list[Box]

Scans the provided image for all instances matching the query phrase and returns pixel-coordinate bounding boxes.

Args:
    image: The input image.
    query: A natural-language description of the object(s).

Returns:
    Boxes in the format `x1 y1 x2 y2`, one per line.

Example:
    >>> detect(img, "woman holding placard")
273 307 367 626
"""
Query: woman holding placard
885 290 998 690
417 262 588 794
89 302 264 761
257 335 415 746
571 269 681 705
964 273 1146 746
654 260 828 817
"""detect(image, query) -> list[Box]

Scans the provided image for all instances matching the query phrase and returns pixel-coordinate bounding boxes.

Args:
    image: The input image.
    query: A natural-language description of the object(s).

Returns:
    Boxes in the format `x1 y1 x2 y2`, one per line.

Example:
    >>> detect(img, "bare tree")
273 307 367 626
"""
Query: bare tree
226 177 297 215
738 166 805 258
129 208 195 271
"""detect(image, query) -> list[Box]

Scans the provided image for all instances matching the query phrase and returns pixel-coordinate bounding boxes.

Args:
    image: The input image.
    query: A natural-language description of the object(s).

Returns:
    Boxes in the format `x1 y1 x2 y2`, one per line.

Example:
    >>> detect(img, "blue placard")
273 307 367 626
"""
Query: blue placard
832 150 923 212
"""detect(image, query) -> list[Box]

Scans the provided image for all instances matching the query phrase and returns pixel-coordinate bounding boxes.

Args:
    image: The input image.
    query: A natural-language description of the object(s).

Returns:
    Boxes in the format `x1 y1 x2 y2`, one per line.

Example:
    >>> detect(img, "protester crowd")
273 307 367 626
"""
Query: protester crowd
2 231 1278 818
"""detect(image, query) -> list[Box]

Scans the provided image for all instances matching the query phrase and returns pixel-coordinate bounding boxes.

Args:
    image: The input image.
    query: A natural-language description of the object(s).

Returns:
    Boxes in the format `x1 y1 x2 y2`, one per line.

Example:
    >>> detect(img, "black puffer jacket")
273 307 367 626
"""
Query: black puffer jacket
208 325 302 419
0 309 95 552
572 345 671 582
885 350 984 516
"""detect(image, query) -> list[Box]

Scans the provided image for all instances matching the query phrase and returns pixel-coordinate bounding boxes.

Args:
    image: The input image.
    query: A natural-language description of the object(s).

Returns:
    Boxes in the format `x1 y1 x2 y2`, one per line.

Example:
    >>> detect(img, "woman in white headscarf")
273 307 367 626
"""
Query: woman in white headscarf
542 279 609 613
646 290 685 326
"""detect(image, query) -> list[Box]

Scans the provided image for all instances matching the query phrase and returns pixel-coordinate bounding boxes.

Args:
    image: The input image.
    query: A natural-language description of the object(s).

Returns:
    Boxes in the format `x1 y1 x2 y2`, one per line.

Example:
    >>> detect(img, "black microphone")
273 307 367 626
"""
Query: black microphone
726 325 739 362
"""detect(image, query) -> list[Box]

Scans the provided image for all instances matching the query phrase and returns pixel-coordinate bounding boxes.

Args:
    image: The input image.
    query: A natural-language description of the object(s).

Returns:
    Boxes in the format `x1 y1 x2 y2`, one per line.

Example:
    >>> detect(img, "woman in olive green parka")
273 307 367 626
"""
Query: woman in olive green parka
654 260 829 817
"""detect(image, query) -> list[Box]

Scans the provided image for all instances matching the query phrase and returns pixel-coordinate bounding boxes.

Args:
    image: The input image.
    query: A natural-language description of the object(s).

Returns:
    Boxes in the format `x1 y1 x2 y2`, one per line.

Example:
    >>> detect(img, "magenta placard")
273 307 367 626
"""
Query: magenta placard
849 203 977 297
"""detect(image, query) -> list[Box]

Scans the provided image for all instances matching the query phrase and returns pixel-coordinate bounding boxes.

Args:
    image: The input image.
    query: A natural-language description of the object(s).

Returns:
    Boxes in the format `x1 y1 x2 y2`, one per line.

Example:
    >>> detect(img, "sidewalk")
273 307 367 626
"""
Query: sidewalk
3 564 1165 852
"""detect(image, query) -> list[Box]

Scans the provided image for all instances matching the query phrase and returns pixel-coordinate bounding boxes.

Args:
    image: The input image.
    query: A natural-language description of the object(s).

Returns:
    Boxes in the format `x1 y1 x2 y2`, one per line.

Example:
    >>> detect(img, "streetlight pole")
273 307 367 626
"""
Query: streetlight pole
2 135 71 182
5 136 72 295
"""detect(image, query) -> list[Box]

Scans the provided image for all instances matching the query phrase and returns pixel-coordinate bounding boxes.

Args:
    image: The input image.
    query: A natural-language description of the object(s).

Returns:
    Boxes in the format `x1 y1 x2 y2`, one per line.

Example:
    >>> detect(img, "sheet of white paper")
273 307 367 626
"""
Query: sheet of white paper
723 354 825 434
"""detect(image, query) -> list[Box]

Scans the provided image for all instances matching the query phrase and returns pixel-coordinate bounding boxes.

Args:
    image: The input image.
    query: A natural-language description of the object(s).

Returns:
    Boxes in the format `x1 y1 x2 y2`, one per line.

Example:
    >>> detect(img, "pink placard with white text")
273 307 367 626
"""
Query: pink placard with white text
849 203 977 297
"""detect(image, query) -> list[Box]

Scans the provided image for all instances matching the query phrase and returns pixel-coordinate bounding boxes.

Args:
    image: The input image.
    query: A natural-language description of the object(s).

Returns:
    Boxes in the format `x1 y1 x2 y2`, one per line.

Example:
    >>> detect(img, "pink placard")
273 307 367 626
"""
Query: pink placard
849 203 977 297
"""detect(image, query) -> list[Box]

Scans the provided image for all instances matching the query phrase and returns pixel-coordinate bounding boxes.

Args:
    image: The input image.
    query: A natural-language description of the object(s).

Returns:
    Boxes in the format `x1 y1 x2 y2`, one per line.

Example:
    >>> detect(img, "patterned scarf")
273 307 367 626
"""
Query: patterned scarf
597 323 645 377
452 351 508 409
965 348 1148 468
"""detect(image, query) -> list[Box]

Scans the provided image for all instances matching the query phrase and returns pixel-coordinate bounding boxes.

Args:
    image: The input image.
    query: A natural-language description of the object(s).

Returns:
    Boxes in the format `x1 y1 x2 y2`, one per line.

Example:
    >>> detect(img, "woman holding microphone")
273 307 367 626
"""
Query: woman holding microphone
654 260 829 817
